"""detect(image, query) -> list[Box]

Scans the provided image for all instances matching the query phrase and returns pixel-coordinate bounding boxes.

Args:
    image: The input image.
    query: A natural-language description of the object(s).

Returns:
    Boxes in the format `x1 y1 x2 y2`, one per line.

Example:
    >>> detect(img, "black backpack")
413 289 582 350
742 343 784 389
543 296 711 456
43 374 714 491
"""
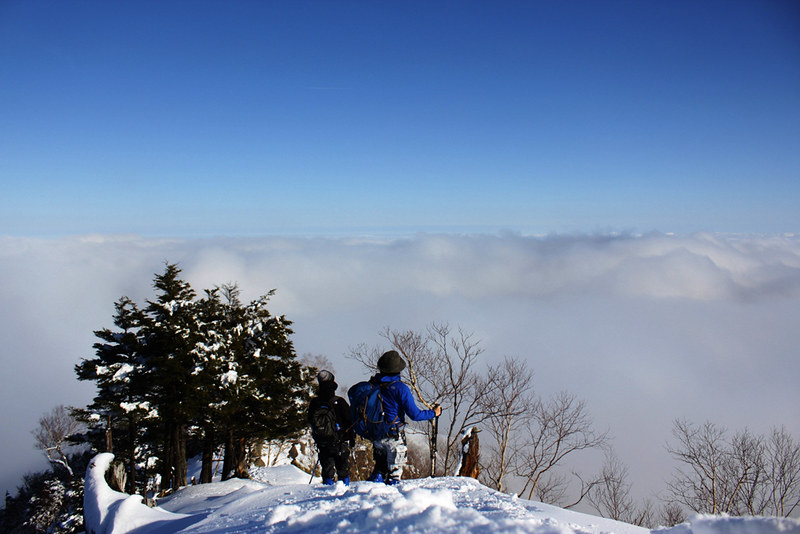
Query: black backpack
310 401 340 442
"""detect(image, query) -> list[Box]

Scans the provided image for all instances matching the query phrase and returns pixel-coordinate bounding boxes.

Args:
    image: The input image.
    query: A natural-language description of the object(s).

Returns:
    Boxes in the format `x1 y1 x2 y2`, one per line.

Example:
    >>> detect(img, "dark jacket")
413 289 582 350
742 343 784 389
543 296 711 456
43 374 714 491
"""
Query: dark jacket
308 381 354 444
371 374 436 433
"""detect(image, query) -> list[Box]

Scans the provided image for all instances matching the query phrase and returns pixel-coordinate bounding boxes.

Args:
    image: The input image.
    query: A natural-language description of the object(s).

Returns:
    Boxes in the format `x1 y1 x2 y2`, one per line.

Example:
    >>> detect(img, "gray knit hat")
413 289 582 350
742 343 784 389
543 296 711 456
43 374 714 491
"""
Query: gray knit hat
317 370 335 384
377 350 406 374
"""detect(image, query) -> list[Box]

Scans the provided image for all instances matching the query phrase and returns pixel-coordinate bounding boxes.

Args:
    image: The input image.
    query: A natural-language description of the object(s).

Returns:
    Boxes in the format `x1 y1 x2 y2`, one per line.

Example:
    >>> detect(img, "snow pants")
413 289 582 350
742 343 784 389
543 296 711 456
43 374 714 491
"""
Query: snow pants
371 432 408 483
317 440 351 482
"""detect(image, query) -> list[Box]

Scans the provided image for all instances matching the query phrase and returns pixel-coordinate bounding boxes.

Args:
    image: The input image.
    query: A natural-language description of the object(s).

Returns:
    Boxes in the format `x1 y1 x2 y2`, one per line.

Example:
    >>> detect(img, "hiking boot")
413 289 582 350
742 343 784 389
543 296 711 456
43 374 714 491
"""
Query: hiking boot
367 473 384 483
323 478 335 485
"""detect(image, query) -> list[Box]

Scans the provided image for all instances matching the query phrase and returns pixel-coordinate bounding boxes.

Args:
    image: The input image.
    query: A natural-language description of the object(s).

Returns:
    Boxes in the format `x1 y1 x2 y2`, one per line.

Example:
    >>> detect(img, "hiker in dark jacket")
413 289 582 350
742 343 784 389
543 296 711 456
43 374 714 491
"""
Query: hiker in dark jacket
368 350 442 485
308 370 354 485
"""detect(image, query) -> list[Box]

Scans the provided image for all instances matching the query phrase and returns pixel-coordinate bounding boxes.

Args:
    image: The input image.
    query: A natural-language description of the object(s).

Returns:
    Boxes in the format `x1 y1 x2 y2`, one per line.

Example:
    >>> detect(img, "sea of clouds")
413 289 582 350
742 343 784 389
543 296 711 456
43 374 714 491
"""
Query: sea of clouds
1 231 798 504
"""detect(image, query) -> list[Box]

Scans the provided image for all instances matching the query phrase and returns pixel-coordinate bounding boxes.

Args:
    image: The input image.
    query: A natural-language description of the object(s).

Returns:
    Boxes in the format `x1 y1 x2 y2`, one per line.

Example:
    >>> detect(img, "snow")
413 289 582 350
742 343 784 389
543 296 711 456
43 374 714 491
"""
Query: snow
221 370 238 385
119 401 150 413
83 453 800 534
84 453 195 534
112 363 135 382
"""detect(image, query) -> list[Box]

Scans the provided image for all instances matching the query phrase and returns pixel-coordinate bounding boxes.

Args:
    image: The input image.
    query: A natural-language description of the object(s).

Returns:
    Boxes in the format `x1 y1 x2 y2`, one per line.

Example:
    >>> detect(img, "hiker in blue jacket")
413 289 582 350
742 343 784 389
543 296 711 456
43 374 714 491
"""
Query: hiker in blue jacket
368 350 442 485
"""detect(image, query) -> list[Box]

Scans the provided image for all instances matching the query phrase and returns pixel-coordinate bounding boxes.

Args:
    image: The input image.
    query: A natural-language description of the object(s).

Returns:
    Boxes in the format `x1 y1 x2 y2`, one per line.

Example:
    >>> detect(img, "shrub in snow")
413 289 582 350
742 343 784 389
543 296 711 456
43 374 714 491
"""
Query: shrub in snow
0 451 91 534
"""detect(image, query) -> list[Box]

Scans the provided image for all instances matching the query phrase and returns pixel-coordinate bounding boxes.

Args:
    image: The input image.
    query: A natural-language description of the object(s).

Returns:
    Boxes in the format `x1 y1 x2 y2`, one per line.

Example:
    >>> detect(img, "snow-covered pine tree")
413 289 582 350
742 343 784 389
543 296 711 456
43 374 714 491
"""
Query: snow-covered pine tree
74 296 151 495
208 288 314 480
77 263 316 491
189 285 235 483
139 263 201 491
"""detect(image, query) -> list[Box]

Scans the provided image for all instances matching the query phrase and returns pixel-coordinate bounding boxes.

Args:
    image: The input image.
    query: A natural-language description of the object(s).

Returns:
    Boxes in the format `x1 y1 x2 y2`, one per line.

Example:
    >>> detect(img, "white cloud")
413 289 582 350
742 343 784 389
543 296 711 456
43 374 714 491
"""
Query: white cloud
1 232 798 501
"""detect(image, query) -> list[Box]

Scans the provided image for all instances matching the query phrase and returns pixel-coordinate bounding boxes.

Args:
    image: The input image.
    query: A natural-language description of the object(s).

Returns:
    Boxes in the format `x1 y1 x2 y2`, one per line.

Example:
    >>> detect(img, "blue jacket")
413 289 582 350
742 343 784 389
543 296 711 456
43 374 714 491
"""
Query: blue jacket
372 374 436 432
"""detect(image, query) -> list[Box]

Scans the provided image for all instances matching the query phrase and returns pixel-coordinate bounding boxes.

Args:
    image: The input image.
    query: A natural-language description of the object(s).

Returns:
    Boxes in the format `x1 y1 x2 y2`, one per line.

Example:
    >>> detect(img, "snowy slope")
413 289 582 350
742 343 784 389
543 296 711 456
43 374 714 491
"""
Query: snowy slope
84 454 800 534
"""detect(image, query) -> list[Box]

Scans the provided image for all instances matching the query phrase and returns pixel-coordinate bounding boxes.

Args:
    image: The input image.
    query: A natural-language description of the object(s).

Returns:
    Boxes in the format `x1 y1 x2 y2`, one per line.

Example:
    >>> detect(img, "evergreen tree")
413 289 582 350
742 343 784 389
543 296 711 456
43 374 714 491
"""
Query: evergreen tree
237 292 311 440
193 286 313 479
74 262 314 492
139 263 200 491
189 285 233 483
74 297 150 494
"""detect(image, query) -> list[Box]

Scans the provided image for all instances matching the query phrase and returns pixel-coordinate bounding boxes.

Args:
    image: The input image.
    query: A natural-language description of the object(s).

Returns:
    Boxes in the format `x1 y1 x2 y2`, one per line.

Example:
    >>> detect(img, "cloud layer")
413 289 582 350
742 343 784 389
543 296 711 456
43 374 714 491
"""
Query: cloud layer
1 232 798 501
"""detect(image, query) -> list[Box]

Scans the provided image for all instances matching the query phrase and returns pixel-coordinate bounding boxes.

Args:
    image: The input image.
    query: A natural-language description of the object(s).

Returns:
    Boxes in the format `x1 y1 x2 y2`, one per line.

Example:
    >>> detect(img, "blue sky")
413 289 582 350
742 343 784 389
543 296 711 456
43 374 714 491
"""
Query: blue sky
1 0 799 237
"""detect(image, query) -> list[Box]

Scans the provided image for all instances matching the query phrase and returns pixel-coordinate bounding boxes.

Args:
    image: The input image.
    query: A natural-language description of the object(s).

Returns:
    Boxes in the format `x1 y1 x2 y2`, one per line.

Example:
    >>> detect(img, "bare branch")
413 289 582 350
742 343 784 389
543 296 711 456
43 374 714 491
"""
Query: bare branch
665 420 800 517
514 390 607 501
32 405 83 476
478 356 535 492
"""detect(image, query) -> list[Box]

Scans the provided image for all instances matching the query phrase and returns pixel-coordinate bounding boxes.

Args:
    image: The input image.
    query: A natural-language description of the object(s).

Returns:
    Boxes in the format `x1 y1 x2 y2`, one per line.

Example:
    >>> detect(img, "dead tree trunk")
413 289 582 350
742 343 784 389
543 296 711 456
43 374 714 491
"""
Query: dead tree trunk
458 428 481 479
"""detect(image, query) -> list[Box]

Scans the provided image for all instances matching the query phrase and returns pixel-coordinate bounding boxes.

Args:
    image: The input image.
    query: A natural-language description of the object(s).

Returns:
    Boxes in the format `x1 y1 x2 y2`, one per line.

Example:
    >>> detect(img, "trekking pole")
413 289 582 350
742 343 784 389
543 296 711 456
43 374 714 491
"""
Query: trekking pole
309 458 319 484
430 407 439 477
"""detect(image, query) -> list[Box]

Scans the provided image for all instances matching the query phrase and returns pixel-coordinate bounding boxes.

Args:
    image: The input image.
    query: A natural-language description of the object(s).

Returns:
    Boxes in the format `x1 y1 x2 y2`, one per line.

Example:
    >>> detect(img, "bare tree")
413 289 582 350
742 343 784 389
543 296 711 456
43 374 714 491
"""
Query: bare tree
348 323 487 475
348 323 606 501
726 428 766 516
515 390 608 504
660 502 687 527
478 356 535 492
589 452 636 521
33 405 83 477
299 353 336 376
588 451 653 526
665 420 800 517
533 472 569 505
425 323 487 474
765 427 800 517
380 327 435 404
637 499 657 529
666 419 730 514
347 342 382 372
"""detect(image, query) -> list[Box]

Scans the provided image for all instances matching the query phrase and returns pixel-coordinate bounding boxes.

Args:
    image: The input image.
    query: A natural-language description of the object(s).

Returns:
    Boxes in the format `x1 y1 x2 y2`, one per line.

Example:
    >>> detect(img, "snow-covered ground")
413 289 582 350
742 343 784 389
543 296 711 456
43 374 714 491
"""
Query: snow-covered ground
83 453 800 534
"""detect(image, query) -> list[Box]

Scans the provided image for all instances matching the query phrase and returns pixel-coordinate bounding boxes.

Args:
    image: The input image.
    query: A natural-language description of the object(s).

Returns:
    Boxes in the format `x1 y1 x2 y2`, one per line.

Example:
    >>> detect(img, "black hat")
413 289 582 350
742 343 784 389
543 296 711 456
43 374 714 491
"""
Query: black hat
377 350 406 374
